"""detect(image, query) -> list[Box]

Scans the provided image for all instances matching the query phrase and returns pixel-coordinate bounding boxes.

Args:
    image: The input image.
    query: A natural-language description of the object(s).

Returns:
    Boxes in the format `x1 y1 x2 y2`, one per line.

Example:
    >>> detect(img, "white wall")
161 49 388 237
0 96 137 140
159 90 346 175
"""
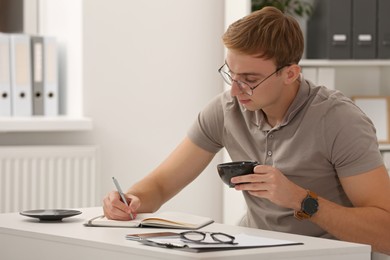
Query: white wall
82 0 225 220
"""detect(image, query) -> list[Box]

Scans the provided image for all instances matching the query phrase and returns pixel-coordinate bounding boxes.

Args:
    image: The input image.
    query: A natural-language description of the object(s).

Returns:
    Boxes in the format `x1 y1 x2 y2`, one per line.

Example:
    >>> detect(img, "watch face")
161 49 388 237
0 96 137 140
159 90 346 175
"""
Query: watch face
304 197 319 215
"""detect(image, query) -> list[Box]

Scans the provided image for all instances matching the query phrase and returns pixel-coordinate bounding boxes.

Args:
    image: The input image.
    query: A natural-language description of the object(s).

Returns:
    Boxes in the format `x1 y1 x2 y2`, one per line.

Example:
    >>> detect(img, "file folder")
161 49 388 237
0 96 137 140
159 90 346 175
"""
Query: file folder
377 0 390 58
0 33 12 116
31 36 59 116
352 0 376 59
42 36 59 116
307 0 352 59
9 34 32 116
31 36 44 115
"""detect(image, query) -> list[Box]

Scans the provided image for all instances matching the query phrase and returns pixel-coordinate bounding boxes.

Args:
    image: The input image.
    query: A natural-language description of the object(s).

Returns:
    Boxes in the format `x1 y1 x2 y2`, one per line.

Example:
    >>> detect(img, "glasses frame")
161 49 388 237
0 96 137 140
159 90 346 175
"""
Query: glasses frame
218 63 290 96
180 231 236 245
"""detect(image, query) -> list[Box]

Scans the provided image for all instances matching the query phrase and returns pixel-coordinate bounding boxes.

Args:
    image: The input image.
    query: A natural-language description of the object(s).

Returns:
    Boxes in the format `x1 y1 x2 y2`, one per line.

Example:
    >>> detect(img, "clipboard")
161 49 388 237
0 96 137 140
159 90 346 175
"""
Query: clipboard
138 233 303 252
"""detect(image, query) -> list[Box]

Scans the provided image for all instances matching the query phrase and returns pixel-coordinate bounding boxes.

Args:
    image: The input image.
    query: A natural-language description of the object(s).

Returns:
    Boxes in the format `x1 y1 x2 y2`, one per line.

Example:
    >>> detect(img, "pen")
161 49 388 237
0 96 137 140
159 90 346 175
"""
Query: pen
112 176 134 220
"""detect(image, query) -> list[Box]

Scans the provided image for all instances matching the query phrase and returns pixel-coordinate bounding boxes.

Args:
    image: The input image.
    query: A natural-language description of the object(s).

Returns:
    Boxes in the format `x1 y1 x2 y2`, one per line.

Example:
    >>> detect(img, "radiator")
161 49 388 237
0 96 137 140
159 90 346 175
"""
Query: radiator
0 146 99 213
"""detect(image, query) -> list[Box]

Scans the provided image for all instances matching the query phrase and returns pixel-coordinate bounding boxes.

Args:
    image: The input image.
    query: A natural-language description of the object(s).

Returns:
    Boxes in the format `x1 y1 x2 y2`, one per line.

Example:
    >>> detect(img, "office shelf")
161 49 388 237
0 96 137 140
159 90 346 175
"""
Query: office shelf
1 0 88 134
0 116 93 132
300 59 390 67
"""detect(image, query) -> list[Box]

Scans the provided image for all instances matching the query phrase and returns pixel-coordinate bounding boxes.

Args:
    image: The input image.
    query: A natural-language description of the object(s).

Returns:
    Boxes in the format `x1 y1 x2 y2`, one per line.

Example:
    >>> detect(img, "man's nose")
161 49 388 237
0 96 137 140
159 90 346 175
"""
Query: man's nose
230 80 243 96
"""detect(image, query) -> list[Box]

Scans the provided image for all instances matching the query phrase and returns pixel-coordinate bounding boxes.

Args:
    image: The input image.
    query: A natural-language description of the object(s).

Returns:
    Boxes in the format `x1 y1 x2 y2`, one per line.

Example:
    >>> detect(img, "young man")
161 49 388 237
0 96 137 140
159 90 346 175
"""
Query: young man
103 7 390 254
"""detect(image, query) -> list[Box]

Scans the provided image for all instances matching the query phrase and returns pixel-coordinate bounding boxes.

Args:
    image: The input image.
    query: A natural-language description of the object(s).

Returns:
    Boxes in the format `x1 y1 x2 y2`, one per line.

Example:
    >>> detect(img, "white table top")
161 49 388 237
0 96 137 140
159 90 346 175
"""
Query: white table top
0 207 371 260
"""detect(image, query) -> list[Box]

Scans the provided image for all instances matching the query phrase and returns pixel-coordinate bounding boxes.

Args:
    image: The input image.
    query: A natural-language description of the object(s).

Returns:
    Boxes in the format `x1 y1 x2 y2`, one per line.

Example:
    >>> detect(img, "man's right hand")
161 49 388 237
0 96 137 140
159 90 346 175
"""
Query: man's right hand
102 190 140 220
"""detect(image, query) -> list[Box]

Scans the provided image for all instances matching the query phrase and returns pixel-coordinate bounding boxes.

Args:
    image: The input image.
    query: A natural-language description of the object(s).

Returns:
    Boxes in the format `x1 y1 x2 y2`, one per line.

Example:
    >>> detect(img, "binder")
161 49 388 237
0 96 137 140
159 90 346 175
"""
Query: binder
31 36 44 115
0 33 12 116
307 0 352 59
9 34 32 116
377 0 390 58
42 36 59 116
31 36 59 116
351 0 376 59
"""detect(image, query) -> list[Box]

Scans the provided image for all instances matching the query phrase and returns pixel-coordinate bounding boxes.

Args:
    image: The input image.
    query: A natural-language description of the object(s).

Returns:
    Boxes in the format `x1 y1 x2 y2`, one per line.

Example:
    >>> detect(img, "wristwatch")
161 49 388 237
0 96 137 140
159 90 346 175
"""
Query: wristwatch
294 190 319 220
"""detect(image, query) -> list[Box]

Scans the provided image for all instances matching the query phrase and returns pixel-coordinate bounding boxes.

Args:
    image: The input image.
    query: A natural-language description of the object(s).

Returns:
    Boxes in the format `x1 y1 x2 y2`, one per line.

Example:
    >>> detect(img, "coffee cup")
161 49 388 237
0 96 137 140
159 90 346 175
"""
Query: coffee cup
217 161 259 188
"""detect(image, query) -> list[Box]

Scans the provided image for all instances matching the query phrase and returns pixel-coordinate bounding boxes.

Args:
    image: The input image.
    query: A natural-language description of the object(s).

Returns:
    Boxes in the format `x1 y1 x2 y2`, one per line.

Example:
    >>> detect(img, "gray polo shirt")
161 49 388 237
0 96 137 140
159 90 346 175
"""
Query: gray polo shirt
187 77 384 238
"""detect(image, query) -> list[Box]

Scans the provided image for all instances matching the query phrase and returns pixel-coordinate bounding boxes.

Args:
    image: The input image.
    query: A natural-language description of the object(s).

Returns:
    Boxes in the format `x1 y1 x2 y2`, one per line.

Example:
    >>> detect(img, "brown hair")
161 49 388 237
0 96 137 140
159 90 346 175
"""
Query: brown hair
222 6 303 68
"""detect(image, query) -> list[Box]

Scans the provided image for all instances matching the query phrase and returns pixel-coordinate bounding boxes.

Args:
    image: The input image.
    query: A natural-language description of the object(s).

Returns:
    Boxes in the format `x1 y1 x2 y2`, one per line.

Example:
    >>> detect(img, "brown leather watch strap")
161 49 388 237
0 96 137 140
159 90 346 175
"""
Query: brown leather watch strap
308 190 318 199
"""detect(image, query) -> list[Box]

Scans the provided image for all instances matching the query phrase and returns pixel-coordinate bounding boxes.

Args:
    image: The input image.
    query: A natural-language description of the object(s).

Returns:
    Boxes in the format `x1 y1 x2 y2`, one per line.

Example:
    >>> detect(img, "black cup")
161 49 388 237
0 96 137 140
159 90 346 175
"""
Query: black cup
217 161 259 188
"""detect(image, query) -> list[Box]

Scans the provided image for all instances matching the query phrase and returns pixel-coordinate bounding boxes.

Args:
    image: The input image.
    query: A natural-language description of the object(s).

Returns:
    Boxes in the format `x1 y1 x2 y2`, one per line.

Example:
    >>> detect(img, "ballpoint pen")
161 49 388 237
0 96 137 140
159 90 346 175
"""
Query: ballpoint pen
112 176 134 220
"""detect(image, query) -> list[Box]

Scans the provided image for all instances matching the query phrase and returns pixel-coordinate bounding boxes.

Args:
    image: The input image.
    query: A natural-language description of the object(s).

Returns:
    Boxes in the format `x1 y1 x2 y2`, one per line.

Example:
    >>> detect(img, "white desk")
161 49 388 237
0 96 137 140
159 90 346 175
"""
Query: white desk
0 207 371 260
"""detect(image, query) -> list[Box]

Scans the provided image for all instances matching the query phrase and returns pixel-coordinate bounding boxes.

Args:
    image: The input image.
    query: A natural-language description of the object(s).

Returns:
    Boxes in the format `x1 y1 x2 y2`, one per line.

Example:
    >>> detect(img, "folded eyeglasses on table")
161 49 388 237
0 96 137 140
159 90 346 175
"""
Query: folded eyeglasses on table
139 231 237 249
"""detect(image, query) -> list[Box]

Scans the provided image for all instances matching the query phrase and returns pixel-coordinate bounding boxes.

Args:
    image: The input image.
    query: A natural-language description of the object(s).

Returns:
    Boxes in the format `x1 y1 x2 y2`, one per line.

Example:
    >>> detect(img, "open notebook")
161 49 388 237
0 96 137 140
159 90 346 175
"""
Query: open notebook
84 211 214 230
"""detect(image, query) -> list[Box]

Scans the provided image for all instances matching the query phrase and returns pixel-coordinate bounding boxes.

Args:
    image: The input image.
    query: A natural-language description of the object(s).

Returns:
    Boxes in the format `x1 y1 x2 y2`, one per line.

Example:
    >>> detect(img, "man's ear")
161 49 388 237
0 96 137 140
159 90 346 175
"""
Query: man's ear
284 64 301 84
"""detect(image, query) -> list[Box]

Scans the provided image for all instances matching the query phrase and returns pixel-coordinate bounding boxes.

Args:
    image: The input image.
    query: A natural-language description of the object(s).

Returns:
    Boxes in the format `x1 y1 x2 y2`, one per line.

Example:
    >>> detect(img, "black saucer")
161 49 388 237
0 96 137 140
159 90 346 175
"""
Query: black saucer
20 209 82 221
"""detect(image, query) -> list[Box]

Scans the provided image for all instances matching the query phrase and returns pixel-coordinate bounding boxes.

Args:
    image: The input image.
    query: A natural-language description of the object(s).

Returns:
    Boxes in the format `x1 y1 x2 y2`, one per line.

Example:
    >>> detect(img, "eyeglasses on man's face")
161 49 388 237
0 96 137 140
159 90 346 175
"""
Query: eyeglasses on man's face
180 231 236 245
218 63 290 96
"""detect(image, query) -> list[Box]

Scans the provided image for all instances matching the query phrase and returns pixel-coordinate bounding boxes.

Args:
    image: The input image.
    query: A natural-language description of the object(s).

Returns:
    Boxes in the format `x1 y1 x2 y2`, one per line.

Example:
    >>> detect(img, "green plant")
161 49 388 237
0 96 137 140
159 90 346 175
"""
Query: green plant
252 0 313 18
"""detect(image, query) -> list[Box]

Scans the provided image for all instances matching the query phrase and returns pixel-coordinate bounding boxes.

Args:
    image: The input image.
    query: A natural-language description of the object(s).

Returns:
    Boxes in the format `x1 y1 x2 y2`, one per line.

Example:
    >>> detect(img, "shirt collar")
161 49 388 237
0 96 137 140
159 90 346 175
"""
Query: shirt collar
252 74 311 130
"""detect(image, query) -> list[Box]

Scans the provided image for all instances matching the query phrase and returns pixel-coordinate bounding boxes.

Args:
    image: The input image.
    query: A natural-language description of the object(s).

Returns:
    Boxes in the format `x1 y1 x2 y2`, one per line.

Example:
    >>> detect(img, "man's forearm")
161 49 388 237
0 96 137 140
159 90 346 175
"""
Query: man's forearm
311 197 390 255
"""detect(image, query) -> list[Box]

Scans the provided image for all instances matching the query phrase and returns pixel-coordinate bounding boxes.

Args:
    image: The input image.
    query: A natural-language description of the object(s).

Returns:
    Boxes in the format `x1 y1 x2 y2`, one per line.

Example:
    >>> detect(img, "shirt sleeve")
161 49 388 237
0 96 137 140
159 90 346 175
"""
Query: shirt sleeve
187 93 226 153
324 96 384 178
